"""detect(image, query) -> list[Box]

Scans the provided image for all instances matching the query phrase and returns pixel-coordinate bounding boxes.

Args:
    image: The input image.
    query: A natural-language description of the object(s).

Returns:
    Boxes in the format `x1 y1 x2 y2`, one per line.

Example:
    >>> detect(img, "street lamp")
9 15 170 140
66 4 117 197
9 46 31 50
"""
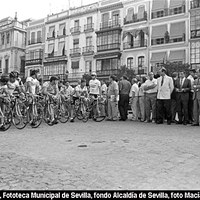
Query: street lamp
65 70 69 81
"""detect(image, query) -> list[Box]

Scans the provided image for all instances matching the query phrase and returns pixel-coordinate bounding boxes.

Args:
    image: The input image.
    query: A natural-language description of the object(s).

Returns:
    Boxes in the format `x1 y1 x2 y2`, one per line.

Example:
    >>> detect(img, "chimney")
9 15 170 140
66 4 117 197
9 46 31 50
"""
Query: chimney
14 12 18 21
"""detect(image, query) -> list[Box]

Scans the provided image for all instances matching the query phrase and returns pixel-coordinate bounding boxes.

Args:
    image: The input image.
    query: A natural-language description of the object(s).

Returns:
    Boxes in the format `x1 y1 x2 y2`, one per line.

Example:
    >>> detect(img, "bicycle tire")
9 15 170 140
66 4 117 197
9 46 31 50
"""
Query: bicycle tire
58 103 69 123
12 102 28 129
92 103 106 122
43 105 54 126
82 112 89 123
31 102 43 128
1 106 12 131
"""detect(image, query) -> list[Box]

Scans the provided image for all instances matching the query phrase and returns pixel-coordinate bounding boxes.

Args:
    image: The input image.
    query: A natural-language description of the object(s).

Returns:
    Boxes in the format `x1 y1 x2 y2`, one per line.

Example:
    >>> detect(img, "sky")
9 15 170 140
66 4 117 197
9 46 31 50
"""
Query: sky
0 0 98 21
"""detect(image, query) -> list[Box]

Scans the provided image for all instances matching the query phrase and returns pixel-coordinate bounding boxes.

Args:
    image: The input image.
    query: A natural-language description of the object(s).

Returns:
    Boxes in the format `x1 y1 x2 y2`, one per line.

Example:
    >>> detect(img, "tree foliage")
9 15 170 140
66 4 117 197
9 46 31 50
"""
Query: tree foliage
116 65 136 82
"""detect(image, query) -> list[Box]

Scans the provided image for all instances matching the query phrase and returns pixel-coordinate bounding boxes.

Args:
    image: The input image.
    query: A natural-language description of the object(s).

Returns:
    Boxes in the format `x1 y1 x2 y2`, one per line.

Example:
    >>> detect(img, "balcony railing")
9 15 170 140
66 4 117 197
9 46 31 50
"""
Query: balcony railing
191 29 200 39
151 35 185 46
97 43 120 51
124 12 147 25
44 50 67 58
28 37 42 45
70 48 81 57
151 5 185 19
70 26 81 34
191 0 200 9
84 23 94 32
123 40 147 50
96 69 119 76
100 19 121 30
82 46 94 55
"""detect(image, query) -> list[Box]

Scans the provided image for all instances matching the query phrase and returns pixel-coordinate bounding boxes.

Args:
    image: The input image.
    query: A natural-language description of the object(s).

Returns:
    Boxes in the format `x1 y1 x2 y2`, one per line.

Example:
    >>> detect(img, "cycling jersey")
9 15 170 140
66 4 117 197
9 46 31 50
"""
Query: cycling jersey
60 85 74 97
7 80 20 95
26 77 39 95
0 85 8 95
43 82 58 95
89 79 101 95
73 85 88 97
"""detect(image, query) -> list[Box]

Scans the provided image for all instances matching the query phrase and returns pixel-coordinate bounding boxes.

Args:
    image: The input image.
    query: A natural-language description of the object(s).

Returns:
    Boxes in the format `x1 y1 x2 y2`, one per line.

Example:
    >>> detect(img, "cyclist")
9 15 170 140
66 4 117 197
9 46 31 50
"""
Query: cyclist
7 72 22 96
26 70 40 95
42 76 59 125
89 72 102 120
11 70 25 93
0 74 10 131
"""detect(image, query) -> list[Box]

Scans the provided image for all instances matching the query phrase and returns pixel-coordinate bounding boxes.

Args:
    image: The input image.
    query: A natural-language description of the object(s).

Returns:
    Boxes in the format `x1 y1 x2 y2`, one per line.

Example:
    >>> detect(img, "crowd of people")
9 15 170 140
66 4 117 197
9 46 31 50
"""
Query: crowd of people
0 67 200 130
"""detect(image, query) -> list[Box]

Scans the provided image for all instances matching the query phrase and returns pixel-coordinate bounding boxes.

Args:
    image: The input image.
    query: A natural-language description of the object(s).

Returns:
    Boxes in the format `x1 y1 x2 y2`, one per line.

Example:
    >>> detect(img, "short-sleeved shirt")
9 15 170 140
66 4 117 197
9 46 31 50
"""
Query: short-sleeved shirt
101 84 107 94
43 82 58 95
129 83 139 97
60 85 74 97
7 80 20 95
119 80 131 95
26 77 39 95
108 81 118 96
89 79 101 95
144 78 158 94
73 85 88 97
0 85 7 95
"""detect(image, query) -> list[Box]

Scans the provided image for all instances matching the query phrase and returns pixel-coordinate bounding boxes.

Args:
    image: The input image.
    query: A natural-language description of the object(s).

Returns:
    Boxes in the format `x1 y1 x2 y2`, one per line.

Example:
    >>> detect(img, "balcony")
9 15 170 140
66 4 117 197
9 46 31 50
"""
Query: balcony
70 48 81 57
57 29 66 38
26 58 43 66
82 46 94 55
68 72 84 82
97 43 120 52
70 26 81 35
191 29 200 39
191 0 200 9
96 69 119 76
151 35 185 46
100 20 121 31
151 5 185 19
44 51 67 59
123 40 147 50
124 12 147 25
28 37 42 45
84 23 94 32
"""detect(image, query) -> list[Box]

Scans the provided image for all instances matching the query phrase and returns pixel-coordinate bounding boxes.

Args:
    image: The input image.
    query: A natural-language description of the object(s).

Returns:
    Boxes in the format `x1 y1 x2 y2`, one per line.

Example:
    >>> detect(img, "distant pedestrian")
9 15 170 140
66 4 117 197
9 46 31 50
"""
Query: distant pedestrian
171 72 178 123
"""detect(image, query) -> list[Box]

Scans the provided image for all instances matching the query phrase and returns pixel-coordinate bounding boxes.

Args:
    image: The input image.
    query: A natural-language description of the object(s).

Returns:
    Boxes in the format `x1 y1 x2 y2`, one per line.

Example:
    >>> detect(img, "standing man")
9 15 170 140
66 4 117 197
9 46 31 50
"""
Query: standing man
192 69 200 126
118 75 131 121
175 71 191 125
171 72 178 123
187 69 196 123
129 78 139 121
156 68 174 125
144 72 157 123
107 75 119 121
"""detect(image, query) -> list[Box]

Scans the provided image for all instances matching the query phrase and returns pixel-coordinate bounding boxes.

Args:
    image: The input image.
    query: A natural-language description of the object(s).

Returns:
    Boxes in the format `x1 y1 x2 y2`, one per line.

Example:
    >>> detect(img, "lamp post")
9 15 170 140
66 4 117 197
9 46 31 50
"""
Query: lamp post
65 70 69 82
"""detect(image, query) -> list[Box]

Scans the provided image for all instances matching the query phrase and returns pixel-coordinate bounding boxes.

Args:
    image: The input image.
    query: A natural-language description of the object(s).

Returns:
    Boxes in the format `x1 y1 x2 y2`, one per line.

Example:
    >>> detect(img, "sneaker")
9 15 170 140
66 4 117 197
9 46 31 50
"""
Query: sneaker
70 118 74 123
152 119 156 123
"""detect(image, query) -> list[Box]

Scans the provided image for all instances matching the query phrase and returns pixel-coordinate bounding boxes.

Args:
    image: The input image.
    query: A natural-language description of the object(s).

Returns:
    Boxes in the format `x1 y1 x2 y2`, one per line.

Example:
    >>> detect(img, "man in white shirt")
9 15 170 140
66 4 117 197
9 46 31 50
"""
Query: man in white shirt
157 68 174 125
129 78 139 121
7 72 21 96
144 72 157 123
187 69 196 123
26 70 40 95
89 72 101 97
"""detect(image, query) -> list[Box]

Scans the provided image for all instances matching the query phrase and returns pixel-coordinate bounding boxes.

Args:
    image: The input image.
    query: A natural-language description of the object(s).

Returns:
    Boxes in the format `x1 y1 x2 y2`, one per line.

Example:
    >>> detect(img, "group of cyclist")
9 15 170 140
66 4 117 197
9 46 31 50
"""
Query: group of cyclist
0 70 103 130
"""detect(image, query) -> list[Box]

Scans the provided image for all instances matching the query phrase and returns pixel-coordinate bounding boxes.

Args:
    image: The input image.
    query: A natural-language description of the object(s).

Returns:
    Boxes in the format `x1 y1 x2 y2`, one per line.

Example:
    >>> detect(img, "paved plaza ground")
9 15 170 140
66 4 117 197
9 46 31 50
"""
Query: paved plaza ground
0 119 200 190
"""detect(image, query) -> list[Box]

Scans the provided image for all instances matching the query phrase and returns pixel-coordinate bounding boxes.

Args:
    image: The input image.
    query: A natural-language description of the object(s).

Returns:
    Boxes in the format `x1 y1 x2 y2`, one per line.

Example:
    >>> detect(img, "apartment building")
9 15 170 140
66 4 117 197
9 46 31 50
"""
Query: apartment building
94 0 123 80
25 18 45 77
149 0 190 73
0 16 26 76
122 0 150 74
190 0 200 69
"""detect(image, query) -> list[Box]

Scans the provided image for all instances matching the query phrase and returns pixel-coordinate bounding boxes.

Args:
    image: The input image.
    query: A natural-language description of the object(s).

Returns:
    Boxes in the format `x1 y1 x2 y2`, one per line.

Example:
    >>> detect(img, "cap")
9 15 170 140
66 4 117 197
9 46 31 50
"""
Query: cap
91 72 97 76
50 76 59 82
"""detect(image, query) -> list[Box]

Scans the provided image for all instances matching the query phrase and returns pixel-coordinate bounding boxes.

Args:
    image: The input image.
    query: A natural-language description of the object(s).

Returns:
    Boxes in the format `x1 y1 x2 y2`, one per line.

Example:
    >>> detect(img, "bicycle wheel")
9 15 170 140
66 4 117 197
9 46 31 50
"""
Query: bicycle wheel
58 103 69 123
43 105 54 126
31 102 43 128
12 102 28 129
1 105 12 131
82 112 89 123
93 103 106 122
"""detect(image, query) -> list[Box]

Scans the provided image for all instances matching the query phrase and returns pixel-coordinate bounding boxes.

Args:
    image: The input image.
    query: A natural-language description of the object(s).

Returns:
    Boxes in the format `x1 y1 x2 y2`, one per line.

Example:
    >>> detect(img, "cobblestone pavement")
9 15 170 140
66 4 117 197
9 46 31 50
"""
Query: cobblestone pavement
0 120 200 190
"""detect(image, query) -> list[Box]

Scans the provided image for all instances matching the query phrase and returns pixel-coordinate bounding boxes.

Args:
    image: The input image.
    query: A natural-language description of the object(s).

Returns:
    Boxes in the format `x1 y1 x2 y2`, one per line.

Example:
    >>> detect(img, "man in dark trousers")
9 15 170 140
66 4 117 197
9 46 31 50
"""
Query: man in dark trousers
175 71 191 125
118 75 131 121
171 72 178 123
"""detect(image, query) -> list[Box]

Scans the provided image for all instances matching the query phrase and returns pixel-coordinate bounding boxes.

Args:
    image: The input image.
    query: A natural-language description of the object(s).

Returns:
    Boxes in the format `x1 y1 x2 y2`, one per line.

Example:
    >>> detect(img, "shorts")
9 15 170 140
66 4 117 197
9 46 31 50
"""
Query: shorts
72 96 79 105
89 94 98 99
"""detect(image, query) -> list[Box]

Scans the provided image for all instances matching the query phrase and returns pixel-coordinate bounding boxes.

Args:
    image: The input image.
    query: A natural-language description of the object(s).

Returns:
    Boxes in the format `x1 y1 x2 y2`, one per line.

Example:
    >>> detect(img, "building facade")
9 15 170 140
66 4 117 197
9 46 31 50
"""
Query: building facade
190 0 200 69
25 18 45 77
149 0 190 73
0 16 26 76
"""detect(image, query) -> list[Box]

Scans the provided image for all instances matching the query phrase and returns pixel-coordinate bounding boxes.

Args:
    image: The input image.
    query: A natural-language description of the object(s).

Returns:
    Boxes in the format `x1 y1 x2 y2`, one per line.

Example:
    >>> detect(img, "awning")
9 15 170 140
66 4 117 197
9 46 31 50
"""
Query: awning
137 6 145 20
168 50 185 62
152 0 167 11
58 42 65 56
122 30 137 40
59 24 65 35
151 52 167 63
152 25 167 39
48 44 54 54
170 21 185 39
170 0 185 8
49 26 55 35
126 8 134 22
135 27 149 37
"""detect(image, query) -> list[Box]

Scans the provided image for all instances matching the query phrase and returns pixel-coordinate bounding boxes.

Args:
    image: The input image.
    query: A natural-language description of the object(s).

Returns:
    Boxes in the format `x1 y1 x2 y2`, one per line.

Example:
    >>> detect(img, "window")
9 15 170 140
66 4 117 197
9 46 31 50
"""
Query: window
37 31 41 43
5 59 9 74
74 20 79 27
1 33 5 45
112 11 119 25
170 6 184 15
156 10 164 18
85 61 92 73
0 60 2 73
30 51 34 59
6 32 10 44
155 38 164 45
71 61 79 69
87 17 92 25
126 8 134 22
20 57 25 74
86 37 92 47
49 26 55 38
73 39 79 49
127 57 134 69
31 32 35 44
191 41 200 64
138 56 145 74
102 13 109 28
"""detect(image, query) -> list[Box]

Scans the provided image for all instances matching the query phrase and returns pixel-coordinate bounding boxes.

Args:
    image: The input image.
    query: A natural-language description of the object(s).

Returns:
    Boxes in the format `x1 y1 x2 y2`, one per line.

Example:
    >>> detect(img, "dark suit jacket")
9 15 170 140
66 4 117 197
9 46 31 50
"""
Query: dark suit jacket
171 78 177 100
193 78 200 100
175 78 191 101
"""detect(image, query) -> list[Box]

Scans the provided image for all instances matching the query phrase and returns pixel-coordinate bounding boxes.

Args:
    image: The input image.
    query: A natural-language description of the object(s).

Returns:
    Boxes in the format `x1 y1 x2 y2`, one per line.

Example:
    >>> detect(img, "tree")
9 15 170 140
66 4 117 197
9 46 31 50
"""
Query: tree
116 65 136 82
82 73 92 86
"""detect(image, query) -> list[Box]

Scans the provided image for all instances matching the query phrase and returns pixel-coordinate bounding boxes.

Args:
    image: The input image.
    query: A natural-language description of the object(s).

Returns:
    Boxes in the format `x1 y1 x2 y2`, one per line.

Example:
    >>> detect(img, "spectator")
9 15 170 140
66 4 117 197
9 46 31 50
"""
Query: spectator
175 71 191 125
138 76 147 122
129 78 139 121
192 69 200 126
144 72 157 123
171 72 178 123
156 68 174 125
118 75 131 121
101 80 107 95
106 75 119 121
